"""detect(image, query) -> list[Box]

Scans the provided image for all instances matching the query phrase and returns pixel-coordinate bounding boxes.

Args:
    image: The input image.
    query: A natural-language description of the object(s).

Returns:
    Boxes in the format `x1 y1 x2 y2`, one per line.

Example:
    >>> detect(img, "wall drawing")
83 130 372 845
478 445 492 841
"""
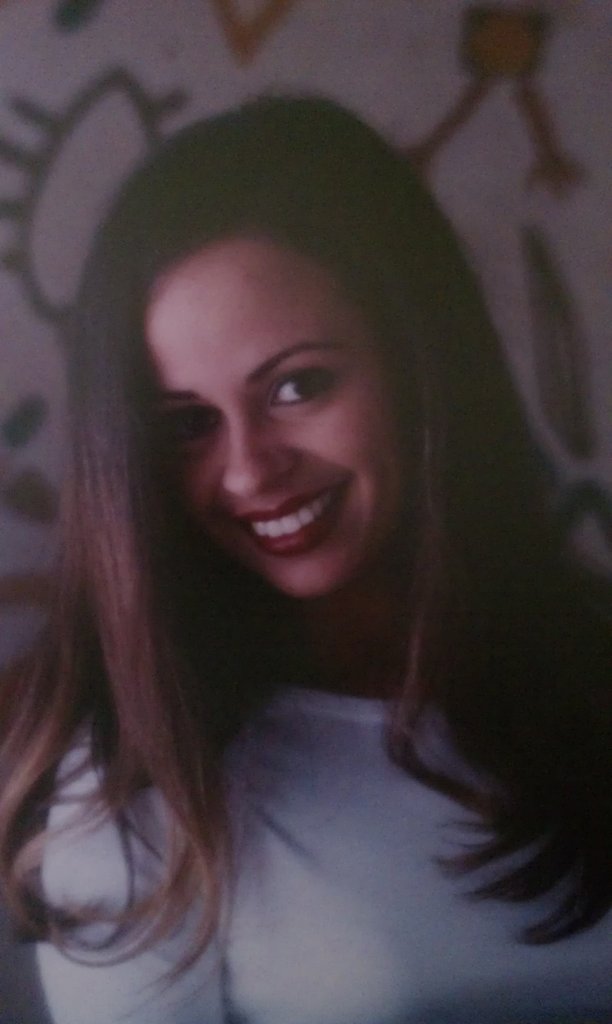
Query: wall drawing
212 0 296 63
0 573 51 618
408 6 583 196
558 482 612 560
1 396 56 524
1 395 46 449
0 70 187 326
0 395 55 680
523 226 594 460
55 0 106 30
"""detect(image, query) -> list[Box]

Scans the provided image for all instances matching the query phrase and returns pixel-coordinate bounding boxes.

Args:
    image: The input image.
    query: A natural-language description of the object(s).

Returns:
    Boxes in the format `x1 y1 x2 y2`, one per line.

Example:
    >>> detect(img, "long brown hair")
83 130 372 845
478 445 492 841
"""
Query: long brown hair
1 95 611 964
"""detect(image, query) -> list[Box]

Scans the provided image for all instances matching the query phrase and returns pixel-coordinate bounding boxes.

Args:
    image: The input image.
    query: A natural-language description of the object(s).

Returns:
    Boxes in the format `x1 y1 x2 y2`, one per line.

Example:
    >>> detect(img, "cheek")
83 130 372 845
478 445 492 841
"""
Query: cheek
335 383 402 472
177 458 217 523
351 388 406 517
319 389 404 526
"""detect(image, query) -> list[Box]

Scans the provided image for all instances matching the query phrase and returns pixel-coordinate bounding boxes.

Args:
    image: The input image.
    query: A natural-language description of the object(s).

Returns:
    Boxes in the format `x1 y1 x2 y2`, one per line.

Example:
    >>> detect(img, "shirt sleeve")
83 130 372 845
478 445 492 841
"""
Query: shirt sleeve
36 744 225 1024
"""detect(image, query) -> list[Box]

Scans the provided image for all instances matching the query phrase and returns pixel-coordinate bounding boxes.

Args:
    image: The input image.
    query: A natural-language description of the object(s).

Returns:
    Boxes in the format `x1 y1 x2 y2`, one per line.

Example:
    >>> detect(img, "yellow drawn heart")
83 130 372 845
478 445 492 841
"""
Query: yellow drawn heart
0 572 51 608
0 572 52 690
212 0 296 63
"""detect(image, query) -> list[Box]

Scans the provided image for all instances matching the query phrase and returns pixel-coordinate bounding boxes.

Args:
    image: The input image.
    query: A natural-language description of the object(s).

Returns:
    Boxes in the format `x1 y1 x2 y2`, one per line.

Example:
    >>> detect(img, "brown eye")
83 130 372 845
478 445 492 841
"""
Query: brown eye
161 405 220 444
271 367 337 406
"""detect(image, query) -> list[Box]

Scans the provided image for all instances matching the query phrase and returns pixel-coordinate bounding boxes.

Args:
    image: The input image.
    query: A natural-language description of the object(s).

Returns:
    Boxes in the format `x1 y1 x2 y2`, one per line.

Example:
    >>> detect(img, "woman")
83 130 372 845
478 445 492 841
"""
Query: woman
1 95 611 1024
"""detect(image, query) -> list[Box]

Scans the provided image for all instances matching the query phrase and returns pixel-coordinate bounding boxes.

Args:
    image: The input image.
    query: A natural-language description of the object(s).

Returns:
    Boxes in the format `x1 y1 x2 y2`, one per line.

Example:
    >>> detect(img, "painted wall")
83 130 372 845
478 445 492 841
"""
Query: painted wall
0 1 610 1020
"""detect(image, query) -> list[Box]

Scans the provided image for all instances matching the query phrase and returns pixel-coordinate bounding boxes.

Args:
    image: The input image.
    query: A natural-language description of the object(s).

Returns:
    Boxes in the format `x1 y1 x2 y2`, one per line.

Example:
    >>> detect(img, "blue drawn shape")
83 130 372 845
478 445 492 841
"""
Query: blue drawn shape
462 7 549 78
55 0 105 31
0 70 187 327
523 226 595 460
1 395 47 449
3 469 57 523
557 481 612 551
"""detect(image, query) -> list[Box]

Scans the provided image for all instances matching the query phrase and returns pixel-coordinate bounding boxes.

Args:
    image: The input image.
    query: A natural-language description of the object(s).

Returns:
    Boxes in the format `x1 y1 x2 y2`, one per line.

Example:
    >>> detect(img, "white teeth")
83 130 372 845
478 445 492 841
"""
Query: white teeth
311 497 324 517
281 514 300 533
297 506 315 527
249 489 334 540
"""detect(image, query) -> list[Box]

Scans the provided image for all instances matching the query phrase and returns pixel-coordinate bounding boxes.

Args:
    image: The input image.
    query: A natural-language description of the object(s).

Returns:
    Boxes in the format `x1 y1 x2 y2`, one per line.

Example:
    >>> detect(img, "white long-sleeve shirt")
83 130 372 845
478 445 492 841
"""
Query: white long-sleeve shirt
38 688 612 1023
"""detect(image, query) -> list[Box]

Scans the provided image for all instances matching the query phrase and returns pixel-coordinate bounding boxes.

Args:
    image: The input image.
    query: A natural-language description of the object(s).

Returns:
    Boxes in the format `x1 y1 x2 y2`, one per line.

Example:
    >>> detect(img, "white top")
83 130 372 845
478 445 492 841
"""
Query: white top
38 688 612 1023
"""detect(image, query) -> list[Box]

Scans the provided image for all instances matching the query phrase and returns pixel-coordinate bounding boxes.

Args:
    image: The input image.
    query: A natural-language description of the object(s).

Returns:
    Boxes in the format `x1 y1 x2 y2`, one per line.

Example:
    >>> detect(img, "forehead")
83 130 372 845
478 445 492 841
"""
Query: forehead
148 237 352 323
144 237 376 388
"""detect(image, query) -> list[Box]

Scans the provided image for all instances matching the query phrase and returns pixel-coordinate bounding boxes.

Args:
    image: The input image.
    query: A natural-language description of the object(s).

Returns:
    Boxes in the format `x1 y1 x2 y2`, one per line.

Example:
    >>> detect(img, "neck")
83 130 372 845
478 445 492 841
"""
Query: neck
300 566 407 699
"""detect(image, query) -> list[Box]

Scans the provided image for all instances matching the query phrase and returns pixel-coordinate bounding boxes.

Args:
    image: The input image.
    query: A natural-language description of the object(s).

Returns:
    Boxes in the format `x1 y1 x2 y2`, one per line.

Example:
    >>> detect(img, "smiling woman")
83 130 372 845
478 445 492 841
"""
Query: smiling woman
1 96 612 1024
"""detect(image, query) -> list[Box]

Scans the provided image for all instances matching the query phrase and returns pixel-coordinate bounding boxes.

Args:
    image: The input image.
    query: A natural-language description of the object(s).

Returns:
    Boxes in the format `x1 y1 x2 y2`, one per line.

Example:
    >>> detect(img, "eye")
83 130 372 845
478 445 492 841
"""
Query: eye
160 404 220 445
271 367 336 406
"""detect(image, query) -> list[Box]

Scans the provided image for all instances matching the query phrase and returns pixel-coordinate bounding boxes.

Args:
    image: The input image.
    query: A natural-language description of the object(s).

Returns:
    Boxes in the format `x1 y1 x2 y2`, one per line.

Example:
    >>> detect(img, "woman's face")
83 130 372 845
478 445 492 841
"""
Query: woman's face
146 237 404 599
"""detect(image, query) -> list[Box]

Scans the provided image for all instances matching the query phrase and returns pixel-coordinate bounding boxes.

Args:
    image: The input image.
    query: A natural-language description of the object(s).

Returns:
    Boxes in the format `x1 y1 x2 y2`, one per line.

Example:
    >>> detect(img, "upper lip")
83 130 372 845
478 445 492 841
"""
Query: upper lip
234 484 341 524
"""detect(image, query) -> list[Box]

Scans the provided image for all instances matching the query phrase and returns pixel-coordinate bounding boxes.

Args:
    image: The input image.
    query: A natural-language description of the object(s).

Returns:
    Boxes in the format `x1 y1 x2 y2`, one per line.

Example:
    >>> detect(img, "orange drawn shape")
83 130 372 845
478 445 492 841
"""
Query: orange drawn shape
212 0 295 63
3 468 58 523
0 573 51 694
464 9 547 78
405 78 491 174
0 572 51 608
517 81 584 196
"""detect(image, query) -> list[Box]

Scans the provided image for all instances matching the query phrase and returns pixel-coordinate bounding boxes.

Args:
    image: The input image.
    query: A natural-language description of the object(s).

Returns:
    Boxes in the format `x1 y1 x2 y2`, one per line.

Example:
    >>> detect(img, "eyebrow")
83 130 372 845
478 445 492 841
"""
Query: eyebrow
157 341 343 402
247 340 343 383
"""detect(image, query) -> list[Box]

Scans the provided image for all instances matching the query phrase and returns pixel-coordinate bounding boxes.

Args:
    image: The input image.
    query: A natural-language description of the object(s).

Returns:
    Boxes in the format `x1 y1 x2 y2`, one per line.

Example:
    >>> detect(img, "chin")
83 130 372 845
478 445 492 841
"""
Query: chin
259 554 365 601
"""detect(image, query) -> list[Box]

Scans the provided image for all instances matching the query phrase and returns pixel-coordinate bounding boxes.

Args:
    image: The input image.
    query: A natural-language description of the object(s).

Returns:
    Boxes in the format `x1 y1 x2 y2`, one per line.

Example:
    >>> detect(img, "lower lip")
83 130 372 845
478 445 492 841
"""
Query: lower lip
243 485 347 558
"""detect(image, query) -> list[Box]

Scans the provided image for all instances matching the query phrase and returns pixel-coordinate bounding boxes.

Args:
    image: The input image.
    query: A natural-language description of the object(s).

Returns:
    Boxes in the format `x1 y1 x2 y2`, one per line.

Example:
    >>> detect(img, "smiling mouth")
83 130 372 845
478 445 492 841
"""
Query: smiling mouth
239 484 347 557
251 490 334 538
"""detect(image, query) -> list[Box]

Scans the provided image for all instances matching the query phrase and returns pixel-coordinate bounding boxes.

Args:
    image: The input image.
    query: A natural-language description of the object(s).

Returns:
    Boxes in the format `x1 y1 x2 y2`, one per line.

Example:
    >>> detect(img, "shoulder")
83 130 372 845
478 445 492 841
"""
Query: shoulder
38 741 225 1024
42 735 166 926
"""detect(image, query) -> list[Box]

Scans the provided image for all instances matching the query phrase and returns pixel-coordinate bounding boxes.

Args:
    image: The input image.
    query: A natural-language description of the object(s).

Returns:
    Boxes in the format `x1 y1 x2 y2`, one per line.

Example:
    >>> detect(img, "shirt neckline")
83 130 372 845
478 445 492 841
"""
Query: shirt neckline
267 685 390 724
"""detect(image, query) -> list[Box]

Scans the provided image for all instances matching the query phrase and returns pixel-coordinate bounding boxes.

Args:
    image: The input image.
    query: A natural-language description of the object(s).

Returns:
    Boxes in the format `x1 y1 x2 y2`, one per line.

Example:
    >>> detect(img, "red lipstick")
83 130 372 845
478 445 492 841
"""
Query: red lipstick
238 482 347 558
236 486 336 524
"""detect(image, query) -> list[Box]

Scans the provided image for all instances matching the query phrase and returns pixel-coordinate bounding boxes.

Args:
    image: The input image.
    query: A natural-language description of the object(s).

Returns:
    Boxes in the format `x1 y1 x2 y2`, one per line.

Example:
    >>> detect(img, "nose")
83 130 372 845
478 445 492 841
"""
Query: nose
220 416 296 502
